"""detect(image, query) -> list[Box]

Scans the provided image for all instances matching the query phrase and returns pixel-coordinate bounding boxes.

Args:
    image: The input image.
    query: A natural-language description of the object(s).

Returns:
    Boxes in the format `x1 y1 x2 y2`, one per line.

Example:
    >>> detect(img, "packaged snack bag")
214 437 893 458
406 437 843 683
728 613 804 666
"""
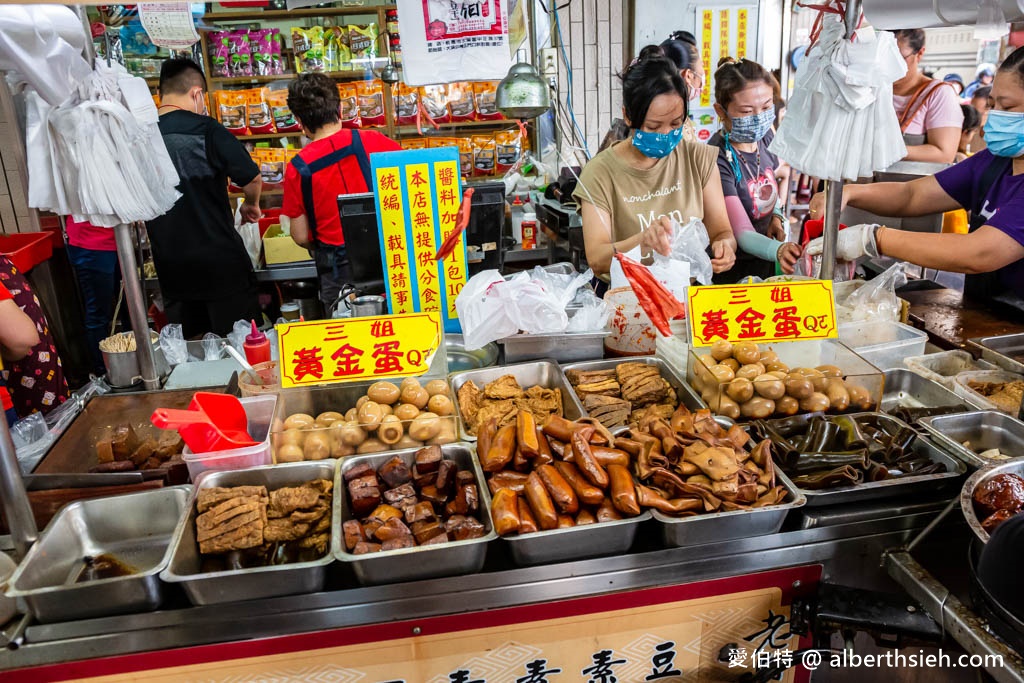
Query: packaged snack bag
457 137 474 177
209 31 232 78
448 82 475 122
266 89 301 132
473 81 503 120
348 24 379 64
270 29 284 75
428 136 459 150
472 135 496 177
292 27 326 73
324 25 351 72
394 83 419 126
216 91 249 136
229 30 253 77
401 138 429 150
356 79 386 127
338 83 361 129
254 148 286 185
250 29 277 76
389 34 403 68
385 8 399 34
494 130 522 174
420 85 451 125
246 88 276 134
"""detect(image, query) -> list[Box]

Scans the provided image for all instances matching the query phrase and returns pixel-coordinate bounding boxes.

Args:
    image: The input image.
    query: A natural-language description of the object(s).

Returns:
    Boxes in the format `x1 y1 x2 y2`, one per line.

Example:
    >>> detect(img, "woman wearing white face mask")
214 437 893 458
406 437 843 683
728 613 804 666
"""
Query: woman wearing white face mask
807 46 1024 309
575 46 736 278
709 59 801 282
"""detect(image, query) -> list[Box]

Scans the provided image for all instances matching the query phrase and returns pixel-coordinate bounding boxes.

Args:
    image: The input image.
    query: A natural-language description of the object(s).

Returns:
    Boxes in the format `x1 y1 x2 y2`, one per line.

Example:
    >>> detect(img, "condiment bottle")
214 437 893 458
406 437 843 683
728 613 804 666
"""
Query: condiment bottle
521 210 537 250
243 320 271 365
510 195 524 243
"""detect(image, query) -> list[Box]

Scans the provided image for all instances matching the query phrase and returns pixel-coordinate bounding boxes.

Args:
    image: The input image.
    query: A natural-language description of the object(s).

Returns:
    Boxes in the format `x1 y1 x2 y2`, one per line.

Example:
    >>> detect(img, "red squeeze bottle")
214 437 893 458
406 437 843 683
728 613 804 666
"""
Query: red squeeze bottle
243 320 271 365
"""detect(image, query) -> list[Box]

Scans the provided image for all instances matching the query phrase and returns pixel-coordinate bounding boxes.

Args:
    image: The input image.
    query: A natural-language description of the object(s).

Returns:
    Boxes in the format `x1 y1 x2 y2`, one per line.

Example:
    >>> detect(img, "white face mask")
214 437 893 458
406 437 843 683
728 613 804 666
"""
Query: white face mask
192 89 208 116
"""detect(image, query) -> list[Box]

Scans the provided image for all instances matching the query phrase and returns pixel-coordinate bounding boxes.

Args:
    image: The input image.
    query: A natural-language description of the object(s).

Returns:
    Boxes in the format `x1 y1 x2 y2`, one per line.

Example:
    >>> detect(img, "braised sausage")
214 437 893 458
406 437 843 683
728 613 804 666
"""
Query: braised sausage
517 410 540 457
590 445 630 469
536 463 579 515
517 497 538 534
596 497 622 522
481 424 516 472
607 464 641 516
524 471 559 530
571 430 609 488
550 438 569 460
534 424 555 466
542 415 576 442
575 509 597 525
553 460 605 505
614 437 642 456
512 445 530 472
477 417 497 465
487 470 529 495
557 514 575 528
490 488 520 536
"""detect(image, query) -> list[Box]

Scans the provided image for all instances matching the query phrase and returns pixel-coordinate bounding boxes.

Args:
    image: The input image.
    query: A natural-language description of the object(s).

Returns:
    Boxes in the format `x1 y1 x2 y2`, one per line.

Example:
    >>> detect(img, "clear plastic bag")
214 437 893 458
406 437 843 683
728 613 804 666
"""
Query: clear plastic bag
455 270 518 350
652 216 713 286
159 324 189 366
12 376 110 474
566 290 612 333
227 320 250 354
837 262 907 323
202 333 224 361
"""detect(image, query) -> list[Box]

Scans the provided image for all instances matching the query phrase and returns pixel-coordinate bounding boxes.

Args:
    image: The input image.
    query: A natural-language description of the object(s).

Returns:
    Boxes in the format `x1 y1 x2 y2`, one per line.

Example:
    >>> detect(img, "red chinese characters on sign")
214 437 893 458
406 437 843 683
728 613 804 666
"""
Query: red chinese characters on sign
292 347 324 381
772 306 801 338
770 286 793 304
332 343 364 376
373 341 404 374
380 172 399 192
370 320 395 337
736 308 766 339
701 310 730 342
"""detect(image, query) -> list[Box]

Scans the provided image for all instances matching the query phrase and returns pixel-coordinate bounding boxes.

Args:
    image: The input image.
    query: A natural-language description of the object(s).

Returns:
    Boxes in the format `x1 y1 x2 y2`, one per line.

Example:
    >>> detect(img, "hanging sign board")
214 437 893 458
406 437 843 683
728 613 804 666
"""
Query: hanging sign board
276 312 442 388
692 4 759 142
372 147 467 334
687 280 837 347
138 2 199 49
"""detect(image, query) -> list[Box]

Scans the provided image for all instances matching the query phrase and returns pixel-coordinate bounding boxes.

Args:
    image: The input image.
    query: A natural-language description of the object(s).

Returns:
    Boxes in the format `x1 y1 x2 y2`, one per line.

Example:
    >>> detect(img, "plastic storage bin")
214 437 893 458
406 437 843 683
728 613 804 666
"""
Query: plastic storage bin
182 394 277 481
838 320 928 370
0 232 53 272
904 350 995 388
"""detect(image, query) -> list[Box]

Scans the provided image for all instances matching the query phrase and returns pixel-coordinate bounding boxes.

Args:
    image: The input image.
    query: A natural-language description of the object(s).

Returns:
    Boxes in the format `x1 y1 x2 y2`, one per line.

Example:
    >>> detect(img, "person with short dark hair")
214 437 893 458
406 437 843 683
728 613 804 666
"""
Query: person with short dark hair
958 103 982 161
892 29 963 163
965 62 996 98
148 57 263 337
282 72 401 312
943 72 965 96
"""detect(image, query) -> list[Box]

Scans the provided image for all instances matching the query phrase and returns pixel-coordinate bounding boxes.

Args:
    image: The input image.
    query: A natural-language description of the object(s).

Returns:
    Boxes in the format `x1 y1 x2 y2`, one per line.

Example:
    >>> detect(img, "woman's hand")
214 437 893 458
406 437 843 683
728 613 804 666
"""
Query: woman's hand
640 216 674 257
710 238 737 273
776 242 802 274
768 215 787 242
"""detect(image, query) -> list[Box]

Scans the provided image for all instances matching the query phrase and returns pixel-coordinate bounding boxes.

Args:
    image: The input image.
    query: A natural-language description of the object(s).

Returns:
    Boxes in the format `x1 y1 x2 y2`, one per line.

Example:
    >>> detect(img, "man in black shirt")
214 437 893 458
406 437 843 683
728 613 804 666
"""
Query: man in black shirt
148 58 263 337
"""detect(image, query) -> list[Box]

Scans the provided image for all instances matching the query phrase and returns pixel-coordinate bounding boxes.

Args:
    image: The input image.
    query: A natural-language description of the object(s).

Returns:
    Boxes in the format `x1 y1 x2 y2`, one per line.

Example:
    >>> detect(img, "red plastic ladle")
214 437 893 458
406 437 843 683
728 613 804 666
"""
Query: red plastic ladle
151 392 257 453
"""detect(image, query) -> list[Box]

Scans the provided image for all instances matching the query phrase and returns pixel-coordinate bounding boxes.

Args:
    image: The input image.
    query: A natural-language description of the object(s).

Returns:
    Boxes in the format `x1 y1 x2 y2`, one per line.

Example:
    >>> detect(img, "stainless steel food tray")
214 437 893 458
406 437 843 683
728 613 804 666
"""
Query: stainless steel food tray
776 412 966 507
498 330 610 364
653 469 805 548
7 486 191 623
448 360 584 441
960 457 1024 544
968 333 1024 374
561 356 706 422
881 368 980 414
333 444 496 585
919 410 1024 469
503 511 652 566
160 461 337 605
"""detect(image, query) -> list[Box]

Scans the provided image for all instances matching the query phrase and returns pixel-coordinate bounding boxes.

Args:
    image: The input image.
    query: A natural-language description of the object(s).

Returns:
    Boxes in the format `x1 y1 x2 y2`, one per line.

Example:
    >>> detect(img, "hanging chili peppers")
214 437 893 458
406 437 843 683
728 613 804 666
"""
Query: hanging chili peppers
613 251 686 337
434 187 475 261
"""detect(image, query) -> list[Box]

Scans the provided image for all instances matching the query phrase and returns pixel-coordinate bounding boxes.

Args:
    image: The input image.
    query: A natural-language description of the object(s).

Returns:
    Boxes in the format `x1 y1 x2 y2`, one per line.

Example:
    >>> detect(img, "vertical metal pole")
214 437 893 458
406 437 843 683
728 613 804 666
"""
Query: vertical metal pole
114 223 159 390
0 415 37 559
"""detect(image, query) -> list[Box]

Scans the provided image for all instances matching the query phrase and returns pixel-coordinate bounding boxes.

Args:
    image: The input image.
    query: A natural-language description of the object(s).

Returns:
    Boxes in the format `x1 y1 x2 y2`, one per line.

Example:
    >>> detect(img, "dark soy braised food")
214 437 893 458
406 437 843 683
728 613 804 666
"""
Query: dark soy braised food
973 473 1024 534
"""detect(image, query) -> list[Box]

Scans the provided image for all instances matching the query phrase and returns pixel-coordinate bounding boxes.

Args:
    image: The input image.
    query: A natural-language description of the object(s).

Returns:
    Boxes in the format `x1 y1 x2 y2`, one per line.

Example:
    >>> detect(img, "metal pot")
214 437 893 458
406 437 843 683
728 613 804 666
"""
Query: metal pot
346 294 386 318
960 457 1024 545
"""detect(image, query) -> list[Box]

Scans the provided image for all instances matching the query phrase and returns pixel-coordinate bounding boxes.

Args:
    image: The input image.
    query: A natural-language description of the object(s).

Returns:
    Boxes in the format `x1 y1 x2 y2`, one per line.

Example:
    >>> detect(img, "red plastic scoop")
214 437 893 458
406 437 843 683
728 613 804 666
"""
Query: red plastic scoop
151 392 257 453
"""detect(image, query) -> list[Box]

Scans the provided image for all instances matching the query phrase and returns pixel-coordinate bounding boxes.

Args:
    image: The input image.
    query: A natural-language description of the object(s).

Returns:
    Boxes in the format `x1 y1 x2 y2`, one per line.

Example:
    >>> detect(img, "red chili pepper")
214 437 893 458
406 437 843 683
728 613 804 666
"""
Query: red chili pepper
434 187 475 261
613 251 686 337
416 99 440 136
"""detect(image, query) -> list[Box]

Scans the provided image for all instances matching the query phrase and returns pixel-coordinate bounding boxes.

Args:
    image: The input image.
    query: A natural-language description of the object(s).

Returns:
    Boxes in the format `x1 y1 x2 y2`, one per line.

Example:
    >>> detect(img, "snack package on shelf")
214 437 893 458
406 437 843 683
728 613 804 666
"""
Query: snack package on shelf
394 83 419 126
270 29 284 75
457 137 474 177
401 138 428 150
338 83 361 128
473 81 503 120
266 89 301 132
293 27 326 73
385 8 399 34
253 148 286 185
229 30 254 77
421 84 451 124
448 82 475 122
495 130 522 174
250 29 276 76
428 136 459 151
389 33 402 68
216 90 249 136
246 88 275 134
284 148 301 164
472 135 496 177
209 31 232 78
348 23 379 65
325 25 351 72
357 79 386 127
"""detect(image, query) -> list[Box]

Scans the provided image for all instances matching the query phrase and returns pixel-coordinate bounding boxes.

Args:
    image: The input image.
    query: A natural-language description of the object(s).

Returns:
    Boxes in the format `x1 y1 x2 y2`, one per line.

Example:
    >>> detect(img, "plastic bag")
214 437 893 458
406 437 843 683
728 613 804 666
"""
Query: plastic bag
159 324 189 366
566 290 612 333
202 333 224 361
646 216 713 297
455 270 518 350
227 319 250 354
234 200 262 269
837 262 907 323
499 272 568 334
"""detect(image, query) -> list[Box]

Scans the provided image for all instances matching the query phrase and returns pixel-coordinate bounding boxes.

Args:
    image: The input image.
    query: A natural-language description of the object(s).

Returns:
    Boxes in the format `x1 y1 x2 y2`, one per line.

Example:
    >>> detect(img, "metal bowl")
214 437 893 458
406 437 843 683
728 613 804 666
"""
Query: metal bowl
960 457 1024 545
445 334 499 372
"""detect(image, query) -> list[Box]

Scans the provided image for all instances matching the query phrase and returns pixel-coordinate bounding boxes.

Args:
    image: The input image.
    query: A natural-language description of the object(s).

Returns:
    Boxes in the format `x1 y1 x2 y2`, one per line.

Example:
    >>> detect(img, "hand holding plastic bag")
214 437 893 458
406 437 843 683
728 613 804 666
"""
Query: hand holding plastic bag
651 216 713 286
838 262 907 323
234 200 262 269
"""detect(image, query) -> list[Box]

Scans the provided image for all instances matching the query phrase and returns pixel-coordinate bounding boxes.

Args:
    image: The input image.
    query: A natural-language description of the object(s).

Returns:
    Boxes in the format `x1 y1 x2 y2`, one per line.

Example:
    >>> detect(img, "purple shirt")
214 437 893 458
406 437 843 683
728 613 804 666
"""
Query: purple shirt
935 150 1024 293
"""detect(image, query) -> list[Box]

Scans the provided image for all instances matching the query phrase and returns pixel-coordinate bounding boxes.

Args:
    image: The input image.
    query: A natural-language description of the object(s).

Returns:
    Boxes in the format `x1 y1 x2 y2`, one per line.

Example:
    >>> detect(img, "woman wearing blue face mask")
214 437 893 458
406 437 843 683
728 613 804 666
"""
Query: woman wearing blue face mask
575 46 737 278
710 59 802 282
807 46 1024 309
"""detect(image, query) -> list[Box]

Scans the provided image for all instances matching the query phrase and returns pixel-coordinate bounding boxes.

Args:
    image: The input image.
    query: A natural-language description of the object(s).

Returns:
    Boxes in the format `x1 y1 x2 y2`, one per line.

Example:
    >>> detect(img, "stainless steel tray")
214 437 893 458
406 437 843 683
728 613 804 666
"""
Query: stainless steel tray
779 412 966 507
6 486 191 623
448 360 584 440
561 356 705 422
503 511 652 566
960 457 1024 544
919 410 1024 468
498 330 610 364
653 468 805 548
160 461 337 605
968 334 1024 374
333 444 495 585
881 368 980 414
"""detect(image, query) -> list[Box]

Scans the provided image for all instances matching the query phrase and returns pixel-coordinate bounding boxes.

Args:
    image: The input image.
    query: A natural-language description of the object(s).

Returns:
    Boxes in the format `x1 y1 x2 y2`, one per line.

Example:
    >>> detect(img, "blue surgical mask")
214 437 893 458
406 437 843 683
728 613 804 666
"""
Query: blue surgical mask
632 126 684 159
984 110 1024 158
728 109 775 144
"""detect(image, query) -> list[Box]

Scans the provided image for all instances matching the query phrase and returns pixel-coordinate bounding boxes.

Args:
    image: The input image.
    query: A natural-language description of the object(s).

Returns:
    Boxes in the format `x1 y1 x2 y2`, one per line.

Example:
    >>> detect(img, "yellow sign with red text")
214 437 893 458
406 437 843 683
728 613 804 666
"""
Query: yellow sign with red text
276 312 442 388
688 280 837 347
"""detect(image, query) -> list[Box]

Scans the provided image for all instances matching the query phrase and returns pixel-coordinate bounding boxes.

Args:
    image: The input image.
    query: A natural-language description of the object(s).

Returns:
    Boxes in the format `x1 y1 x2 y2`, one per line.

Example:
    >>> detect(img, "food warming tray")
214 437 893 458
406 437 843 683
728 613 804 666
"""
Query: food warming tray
919 410 1024 468
652 468 806 548
448 360 583 441
502 511 652 567
333 444 496 585
561 356 705 416
880 368 979 414
6 486 191 623
960 457 1024 544
160 461 337 605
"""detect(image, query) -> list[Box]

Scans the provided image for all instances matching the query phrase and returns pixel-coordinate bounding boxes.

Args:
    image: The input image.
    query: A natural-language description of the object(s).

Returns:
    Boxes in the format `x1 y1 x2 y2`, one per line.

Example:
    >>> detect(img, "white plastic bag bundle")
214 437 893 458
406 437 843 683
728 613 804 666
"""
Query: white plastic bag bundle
837 263 907 323
455 271 518 350
234 200 262 269
566 291 612 333
159 324 189 366
770 17 907 181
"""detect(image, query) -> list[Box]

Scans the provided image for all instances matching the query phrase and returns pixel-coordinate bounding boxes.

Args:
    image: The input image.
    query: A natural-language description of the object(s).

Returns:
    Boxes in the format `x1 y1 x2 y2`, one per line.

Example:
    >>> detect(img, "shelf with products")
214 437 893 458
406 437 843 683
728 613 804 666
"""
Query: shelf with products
238 132 304 141
208 70 376 85
203 5 395 22
395 120 518 135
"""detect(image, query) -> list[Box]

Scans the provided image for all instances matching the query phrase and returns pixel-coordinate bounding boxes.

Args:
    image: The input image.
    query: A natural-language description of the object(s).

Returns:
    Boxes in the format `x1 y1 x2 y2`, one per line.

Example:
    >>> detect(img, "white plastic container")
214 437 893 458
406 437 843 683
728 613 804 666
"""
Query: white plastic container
953 369 1024 414
904 350 996 388
182 394 278 481
838 320 928 370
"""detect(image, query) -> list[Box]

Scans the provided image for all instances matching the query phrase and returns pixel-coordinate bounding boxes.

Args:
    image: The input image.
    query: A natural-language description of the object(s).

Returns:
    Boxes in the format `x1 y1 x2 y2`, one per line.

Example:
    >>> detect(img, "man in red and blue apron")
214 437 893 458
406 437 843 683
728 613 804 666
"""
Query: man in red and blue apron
282 73 401 313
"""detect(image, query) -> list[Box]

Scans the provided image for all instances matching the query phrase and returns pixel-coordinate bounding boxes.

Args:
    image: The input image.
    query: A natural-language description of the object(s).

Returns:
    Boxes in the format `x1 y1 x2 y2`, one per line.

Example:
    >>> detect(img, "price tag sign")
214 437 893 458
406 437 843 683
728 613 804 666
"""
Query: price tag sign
687 280 837 347
276 312 442 388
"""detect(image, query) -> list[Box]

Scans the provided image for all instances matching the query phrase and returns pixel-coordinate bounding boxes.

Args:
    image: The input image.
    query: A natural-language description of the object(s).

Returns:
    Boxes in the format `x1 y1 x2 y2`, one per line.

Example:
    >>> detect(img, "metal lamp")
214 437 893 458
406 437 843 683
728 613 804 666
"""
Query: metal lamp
495 60 550 119
379 60 400 85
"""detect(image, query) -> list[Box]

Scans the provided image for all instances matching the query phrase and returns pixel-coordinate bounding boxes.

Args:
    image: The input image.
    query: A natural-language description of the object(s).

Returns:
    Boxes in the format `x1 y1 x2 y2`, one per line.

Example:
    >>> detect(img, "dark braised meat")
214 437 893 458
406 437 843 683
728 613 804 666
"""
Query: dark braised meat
974 473 1024 518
